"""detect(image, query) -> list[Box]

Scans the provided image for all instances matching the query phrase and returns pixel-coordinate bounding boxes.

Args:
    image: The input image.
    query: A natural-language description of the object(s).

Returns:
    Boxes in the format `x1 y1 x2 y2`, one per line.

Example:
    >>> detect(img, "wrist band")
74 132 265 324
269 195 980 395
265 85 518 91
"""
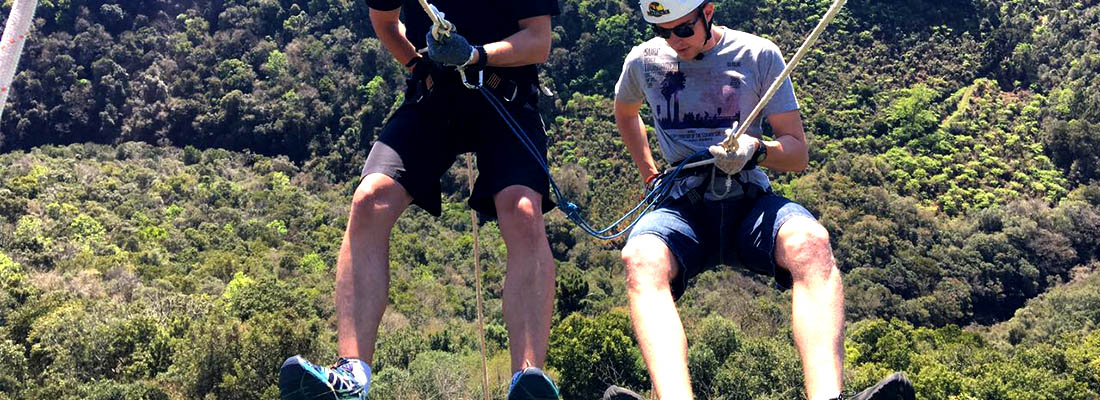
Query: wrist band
745 139 767 170
475 45 488 68
405 57 421 68
645 172 660 185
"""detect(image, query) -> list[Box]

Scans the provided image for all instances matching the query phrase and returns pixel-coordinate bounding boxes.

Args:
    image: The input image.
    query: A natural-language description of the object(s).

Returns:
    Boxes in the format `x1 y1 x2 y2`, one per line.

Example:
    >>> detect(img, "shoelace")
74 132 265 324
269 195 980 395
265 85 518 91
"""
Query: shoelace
325 360 364 392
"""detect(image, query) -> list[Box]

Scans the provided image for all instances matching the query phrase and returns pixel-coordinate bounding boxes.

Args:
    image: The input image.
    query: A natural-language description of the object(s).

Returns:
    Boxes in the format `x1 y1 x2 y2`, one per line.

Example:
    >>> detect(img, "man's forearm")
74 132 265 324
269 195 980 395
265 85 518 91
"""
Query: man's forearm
759 134 808 172
480 29 549 66
369 8 419 71
759 110 810 172
470 16 551 67
371 9 550 69
617 114 659 181
377 24 419 70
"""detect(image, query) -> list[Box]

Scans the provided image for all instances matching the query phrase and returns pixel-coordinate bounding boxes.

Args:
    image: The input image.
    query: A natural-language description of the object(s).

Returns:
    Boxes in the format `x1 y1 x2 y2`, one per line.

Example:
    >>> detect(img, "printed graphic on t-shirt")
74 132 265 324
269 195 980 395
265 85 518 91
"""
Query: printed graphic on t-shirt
642 57 744 147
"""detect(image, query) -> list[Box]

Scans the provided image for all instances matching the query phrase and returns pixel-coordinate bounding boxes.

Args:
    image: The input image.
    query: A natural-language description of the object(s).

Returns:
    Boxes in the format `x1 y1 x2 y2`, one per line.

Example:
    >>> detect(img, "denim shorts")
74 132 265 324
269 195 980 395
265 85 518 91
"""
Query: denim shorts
627 191 817 299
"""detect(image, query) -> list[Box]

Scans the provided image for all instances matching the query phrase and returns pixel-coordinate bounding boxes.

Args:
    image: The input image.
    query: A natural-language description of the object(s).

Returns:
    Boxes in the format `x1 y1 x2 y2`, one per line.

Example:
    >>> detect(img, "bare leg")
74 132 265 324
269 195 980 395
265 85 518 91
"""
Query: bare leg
621 234 693 399
494 185 556 372
776 217 844 400
336 174 412 364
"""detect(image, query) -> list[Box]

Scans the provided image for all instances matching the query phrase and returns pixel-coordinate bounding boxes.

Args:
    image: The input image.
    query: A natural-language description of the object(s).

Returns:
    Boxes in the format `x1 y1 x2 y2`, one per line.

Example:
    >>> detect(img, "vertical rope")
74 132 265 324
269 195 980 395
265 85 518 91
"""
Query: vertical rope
417 2 488 396
0 0 38 122
466 153 491 400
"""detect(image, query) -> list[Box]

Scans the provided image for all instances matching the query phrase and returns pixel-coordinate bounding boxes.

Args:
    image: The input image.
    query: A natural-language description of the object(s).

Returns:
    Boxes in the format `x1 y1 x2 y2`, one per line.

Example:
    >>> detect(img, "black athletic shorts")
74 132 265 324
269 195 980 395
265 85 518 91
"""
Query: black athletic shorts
361 82 553 218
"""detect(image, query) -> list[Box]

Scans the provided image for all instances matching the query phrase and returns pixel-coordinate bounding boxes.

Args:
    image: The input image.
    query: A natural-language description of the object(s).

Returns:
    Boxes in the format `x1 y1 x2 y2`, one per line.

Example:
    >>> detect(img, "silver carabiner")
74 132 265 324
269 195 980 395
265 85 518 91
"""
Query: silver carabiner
458 67 482 90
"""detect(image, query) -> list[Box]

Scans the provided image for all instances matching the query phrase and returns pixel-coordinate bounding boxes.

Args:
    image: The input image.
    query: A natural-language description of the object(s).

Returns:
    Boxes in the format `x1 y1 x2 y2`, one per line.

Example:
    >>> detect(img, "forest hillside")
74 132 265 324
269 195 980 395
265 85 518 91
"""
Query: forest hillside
1 0 1098 398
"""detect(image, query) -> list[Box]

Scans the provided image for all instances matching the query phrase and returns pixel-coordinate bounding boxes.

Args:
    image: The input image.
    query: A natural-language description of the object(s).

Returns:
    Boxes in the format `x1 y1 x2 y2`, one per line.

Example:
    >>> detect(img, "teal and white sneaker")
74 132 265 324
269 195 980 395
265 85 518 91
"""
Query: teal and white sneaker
507 367 560 400
279 355 370 400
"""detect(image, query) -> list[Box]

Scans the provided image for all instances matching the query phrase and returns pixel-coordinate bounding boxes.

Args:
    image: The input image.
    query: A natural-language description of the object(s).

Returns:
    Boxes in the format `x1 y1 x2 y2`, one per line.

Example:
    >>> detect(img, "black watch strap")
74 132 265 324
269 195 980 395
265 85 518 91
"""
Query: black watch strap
745 139 767 170
474 45 488 68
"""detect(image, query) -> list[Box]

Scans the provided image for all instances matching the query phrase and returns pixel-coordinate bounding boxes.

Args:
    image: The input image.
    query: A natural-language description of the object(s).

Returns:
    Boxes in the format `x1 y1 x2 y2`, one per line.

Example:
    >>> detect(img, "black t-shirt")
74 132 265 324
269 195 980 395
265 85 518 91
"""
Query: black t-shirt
367 0 560 85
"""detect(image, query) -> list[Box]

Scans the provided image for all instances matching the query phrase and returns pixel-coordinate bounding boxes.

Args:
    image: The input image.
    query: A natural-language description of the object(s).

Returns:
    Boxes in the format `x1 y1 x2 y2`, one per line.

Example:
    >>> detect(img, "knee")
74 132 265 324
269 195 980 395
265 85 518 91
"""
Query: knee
495 187 544 237
777 218 837 283
621 237 675 293
350 175 406 224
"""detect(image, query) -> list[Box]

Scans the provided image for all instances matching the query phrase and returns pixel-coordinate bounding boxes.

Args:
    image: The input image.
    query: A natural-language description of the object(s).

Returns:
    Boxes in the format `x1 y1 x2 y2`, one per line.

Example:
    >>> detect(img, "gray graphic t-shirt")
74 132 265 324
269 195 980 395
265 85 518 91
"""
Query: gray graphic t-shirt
615 27 799 191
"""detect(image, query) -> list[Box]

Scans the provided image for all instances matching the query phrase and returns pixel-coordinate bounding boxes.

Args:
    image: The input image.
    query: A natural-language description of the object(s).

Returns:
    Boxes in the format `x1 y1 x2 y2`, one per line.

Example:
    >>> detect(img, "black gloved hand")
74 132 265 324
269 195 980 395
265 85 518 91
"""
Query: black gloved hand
408 56 437 81
404 56 440 103
425 31 475 66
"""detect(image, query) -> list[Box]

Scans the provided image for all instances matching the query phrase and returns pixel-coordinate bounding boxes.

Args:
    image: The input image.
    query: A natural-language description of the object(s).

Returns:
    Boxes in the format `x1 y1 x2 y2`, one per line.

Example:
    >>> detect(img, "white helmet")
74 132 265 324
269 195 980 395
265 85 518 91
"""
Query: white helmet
640 0 706 24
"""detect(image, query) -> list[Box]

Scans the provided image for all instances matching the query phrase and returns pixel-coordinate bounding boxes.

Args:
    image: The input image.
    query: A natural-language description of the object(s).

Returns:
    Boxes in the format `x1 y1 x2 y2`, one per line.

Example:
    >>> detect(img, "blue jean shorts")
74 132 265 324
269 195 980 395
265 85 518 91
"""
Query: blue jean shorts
627 190 817 299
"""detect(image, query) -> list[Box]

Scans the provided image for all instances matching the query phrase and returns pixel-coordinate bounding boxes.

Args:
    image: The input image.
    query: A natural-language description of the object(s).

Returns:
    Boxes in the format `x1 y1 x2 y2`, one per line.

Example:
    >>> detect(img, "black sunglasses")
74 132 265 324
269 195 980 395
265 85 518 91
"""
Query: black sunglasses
652 15 700 39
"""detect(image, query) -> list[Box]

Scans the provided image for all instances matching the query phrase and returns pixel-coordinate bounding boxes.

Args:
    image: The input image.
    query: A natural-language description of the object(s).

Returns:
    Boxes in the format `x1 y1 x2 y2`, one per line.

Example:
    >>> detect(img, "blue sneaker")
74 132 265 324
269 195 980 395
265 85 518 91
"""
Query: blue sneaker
507 367 560 400
279 355 370 400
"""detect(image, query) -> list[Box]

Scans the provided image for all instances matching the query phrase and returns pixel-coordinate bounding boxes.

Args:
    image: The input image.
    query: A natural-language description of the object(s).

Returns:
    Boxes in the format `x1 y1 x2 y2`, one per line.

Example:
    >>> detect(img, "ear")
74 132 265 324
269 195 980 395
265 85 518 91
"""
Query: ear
703 2 714 19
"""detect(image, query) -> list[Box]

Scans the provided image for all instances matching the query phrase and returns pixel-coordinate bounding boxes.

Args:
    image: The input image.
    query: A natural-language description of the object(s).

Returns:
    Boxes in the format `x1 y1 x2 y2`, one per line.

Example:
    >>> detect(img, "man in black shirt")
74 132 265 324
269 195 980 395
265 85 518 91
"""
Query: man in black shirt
279 1 561 399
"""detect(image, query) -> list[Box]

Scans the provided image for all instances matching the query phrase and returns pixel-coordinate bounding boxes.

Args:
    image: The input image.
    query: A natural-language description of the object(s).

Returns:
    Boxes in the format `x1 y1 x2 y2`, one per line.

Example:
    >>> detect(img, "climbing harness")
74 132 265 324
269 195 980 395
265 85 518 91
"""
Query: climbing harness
682 0 848 170
0 0 38 122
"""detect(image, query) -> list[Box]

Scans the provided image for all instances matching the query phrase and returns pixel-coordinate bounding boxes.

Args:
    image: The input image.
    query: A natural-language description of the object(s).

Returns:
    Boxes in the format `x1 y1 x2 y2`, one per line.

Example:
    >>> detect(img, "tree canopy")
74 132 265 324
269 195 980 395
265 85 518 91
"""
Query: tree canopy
0 0 1098 398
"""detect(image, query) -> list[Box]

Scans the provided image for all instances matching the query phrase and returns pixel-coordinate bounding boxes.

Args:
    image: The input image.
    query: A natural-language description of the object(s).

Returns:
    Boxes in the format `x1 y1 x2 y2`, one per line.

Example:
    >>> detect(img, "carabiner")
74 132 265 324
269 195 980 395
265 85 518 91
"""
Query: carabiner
458 67 483 90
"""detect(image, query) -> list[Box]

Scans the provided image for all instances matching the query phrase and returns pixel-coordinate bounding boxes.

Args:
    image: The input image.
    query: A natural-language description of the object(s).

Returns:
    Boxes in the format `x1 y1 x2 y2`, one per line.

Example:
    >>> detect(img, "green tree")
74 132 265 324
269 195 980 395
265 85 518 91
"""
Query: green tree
548 311 648 399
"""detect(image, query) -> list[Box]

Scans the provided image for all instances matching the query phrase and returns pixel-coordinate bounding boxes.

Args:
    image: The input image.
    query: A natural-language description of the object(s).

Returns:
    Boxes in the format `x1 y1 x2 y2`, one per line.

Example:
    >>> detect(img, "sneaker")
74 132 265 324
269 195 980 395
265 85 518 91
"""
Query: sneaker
848 372 915 400
602 385 646 400
279 355 370 400
507 367 560 400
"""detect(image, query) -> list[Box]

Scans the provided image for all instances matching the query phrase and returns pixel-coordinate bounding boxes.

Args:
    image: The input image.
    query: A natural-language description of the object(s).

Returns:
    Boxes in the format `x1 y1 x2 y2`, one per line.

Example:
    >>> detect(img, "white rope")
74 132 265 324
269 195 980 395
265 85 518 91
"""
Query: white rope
419 0 490 395
465 154 491 400
0 0 37 122
680 0 847 170
417 0 452 40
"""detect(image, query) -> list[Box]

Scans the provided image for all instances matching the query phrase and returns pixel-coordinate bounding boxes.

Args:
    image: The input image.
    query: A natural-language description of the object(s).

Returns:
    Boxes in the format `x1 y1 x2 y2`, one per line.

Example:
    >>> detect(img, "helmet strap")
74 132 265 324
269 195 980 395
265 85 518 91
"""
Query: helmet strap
700 7 712 43
695 6 712 60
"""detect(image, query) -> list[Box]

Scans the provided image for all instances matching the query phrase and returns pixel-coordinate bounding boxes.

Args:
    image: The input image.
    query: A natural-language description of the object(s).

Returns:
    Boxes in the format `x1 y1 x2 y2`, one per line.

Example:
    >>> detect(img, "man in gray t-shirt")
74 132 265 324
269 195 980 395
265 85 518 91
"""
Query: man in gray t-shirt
607 1 915 400
616 22 798 192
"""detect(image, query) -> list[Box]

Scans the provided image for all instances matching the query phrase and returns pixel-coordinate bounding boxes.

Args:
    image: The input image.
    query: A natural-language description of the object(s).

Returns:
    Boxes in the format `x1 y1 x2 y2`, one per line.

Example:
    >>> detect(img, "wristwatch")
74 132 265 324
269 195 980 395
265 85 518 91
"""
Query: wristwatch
746 139 767 170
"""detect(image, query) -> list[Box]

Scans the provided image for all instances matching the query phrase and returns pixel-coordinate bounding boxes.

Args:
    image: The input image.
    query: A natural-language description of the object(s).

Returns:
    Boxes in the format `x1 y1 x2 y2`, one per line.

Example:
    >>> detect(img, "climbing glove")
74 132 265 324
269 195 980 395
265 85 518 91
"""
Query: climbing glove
425 31 476 67
708 126 761 175
403 56 440 101
408 56 438 80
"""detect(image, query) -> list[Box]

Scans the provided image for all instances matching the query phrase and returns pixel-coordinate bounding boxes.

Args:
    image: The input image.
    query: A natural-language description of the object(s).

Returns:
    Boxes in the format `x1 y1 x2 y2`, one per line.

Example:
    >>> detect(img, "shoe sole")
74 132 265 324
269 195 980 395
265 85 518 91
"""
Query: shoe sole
280 356 339 400
507 373 559 400
852 372 916 400
602 385 645 400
